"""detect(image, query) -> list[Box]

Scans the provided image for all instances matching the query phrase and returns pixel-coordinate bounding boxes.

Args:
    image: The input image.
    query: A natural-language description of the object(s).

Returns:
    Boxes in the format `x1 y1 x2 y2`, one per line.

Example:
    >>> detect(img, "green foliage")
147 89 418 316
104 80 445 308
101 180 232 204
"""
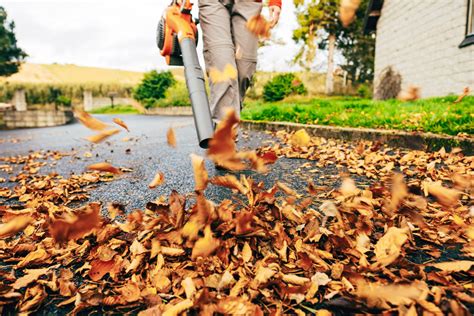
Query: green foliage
242 96 474 136
357 84 372 99
0 6 27 77
55 95 72 107
154 81 191 107
89 104 139 114
263 73 307 102
292 0 375 85
133 70 176 108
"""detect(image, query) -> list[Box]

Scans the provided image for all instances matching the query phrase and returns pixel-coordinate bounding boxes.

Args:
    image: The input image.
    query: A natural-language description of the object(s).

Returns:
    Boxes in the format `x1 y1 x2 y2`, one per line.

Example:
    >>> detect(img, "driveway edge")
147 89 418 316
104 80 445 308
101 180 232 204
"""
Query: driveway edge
241 120 473 155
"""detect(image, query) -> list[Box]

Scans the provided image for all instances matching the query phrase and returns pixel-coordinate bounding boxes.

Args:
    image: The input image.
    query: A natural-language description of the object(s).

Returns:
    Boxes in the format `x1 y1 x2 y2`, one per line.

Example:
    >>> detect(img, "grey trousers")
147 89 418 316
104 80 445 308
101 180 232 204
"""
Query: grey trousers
199 0 262 121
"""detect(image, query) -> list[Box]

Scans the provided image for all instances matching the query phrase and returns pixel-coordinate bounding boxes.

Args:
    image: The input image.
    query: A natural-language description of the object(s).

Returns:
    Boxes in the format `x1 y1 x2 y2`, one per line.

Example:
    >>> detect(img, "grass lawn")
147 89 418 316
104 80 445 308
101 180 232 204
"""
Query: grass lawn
241 96 474 136
89 104 140 114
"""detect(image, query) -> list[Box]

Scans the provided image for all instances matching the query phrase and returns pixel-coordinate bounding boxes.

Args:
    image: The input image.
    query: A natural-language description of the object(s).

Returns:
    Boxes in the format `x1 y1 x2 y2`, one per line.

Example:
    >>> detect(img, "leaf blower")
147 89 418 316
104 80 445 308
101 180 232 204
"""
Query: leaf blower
157 0 214 149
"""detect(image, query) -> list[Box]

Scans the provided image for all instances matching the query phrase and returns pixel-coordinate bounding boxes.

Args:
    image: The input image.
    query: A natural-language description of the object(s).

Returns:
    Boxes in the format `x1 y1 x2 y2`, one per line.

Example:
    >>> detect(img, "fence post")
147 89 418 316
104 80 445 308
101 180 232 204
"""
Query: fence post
13 90 27 111
83 91 93 111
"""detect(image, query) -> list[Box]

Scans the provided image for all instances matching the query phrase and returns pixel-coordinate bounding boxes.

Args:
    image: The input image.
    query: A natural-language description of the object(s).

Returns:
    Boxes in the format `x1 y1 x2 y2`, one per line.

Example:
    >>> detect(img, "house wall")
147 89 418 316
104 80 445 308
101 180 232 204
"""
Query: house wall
374 0 474 98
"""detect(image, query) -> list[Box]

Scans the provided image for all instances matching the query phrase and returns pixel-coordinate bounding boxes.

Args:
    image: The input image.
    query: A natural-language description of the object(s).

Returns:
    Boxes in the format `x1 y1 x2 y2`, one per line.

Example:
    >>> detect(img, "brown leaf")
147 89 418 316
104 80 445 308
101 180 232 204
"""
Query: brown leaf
49 203 102 243
355 280 428 309
113 118 130 132
429 260 474 272
13 268 50 289
117 281 141 303
373 227 409 267
259 150 278 165
88 259 117 281
86 128 120 144
210 175 248 195
149 172 165 188
191 154 208 191
18 284 47 313
425 182 460 207
339 0 361 27
162 299 193 316
0 215 33 239
397 85 420 101
87 162 121 174
17 248 50 268
74 110 109 131
453 87 470 104
167 127 177 148
191 225 220 260
246 14 271 38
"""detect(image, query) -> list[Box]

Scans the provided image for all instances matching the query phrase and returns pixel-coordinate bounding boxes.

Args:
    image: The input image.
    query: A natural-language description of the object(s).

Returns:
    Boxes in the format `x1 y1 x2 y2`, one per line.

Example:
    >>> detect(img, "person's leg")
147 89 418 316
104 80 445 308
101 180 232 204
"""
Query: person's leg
198 0 240 122
231 0 262 108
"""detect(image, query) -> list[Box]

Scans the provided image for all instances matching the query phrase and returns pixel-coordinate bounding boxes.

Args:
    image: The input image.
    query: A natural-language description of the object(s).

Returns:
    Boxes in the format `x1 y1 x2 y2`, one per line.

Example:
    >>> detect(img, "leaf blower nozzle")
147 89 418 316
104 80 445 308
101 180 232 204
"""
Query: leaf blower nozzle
157 0 214 149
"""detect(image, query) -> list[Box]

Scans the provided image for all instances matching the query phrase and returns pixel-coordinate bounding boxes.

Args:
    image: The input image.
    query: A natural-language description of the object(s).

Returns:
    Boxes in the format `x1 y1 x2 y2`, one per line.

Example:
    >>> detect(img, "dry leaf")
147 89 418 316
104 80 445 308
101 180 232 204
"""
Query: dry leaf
167 127 177 147
425 182 460 207
113 118 130 132
210 175 248 195
191 154 208 191
340 0 361 27
88 259 117 281
86 128 120 144
49 203 102 243
290 129 311 147
373 227 409 267
87 162 121 174
429 260 474 272
181 277 196 299
398 85 420 101
191 225 219 260
454 87 470 104
149 172 165 188
246 14 271 38
17 248 49 268
162 299 193 316
0 215 33 239
13 268 50 289
75 110 108 131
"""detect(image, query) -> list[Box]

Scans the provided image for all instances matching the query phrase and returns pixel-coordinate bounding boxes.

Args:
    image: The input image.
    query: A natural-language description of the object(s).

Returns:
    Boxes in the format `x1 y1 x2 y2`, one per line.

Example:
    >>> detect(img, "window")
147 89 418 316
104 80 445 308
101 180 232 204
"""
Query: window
460 0 474 47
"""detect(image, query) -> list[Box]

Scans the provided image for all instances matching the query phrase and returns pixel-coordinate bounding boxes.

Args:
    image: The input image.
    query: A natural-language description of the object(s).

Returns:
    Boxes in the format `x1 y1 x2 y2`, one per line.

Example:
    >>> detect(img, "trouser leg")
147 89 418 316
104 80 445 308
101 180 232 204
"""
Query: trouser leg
232 0 261 106
198 0 240 121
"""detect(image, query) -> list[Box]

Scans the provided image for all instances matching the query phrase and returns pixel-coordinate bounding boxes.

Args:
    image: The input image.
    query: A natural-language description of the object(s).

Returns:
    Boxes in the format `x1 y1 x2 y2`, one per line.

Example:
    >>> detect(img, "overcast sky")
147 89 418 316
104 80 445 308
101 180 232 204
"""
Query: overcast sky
2 0 335 73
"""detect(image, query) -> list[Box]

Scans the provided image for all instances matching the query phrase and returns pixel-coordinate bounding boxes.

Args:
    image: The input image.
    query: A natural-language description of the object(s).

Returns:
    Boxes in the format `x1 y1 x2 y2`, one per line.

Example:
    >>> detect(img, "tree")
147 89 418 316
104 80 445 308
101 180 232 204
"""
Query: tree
293 0 340 95
0 6 27 77
292 0 375 90
133 70 176 108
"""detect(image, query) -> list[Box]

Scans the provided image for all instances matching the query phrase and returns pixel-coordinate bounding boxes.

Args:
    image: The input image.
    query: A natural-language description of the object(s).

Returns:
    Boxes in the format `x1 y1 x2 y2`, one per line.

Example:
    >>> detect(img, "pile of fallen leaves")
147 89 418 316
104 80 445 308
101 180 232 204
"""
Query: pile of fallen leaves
0 112 473 315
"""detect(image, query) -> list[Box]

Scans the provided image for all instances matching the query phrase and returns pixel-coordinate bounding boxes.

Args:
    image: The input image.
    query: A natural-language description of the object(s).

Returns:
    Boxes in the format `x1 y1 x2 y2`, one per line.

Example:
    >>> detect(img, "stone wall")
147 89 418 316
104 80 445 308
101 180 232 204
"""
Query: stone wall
83 91 135 111
374 0 474 97
3 110 74 129
146 107 193 116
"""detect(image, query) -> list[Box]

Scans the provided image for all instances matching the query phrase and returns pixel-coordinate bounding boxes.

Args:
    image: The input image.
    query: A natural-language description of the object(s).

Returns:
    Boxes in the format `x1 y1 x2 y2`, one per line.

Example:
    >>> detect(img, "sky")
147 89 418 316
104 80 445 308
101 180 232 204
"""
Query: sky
2 0 333 73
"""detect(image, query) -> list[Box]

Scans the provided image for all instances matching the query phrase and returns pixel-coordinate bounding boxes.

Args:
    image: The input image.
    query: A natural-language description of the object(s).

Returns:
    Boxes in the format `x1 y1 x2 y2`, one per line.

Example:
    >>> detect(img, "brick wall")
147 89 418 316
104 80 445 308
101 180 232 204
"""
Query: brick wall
374 0 474 97
3 111 74 129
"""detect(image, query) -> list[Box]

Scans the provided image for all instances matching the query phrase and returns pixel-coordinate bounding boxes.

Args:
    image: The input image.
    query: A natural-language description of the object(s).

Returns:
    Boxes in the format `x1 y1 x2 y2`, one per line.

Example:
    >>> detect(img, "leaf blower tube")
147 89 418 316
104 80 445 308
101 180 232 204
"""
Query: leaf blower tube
156 0 214 149
180 38 214 149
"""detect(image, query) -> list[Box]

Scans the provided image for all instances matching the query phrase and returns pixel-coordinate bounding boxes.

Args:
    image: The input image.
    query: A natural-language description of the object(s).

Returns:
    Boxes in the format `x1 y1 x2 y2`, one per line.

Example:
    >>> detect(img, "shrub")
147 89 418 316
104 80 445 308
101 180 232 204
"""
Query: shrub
154 81 191 107
55 95 72 107
263 73 307 102
357 84 372 99
374 66 401 100
133 70 176 108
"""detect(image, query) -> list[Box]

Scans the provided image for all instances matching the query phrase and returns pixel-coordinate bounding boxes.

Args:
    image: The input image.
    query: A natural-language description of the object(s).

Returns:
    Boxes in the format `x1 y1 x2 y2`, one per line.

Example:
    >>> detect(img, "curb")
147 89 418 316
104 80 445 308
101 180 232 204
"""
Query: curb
241 120 473 155
145 107 192 116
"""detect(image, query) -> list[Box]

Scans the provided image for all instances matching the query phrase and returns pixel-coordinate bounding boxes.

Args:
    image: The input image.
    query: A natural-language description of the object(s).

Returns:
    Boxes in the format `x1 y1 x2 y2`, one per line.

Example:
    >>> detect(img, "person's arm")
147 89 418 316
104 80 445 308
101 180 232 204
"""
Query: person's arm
268 0 281 27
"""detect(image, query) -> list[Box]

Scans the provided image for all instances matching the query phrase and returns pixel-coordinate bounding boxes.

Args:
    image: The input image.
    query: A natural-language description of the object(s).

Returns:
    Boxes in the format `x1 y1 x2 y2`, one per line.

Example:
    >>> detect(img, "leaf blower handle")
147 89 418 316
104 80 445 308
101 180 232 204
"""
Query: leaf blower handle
180 38 214 149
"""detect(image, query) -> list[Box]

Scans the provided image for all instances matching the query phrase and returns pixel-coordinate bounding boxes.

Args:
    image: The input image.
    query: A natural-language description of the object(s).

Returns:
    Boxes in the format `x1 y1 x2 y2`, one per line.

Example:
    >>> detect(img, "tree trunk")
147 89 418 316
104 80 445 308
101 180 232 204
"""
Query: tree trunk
325 34 336 95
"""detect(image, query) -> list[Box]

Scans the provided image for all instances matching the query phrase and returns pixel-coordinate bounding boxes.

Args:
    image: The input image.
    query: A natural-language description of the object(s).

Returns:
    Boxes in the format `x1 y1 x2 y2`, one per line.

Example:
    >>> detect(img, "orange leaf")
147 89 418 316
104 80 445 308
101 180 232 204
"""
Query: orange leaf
86 128 120 144
74 110 108 131
149 172 165 188
453 87 470 104
13 268 50 289
17 248 49 268
373 227 409 267
88 259 117 281
191 225 219 260
426 182 460 207
210 175 248 195
49 203 102 243
339 0 361 27
0 215 33 239
397 85 420 101
113 118 129 132
191 154 208 191
429 260 474 272
87 162 121 174
167 127 177 148
246 14 271 38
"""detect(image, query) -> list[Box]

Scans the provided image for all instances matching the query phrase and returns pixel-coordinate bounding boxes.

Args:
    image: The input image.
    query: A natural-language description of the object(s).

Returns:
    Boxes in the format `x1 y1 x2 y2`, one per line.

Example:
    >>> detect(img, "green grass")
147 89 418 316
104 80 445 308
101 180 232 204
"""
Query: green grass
89 104 139 115
241 96 474 136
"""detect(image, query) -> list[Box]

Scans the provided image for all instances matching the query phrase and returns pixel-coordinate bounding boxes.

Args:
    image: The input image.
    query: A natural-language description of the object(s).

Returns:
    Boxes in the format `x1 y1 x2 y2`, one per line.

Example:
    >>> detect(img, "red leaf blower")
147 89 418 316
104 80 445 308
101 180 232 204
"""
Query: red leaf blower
157 0 214 149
